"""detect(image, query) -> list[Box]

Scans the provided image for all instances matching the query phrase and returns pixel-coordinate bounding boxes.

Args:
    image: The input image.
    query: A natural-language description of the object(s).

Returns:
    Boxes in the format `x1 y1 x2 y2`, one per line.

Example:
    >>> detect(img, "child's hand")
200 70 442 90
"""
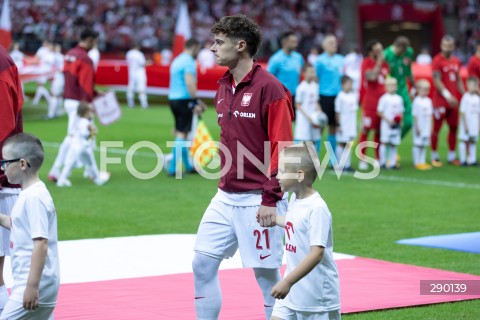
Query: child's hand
23 285 39 310
271 280 292 299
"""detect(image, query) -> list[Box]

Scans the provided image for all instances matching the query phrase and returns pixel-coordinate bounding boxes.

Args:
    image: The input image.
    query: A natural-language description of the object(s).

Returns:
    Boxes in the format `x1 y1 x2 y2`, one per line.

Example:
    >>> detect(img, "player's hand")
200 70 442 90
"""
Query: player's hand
447 96 459 107
23 285 39 310
271 280 292 299
257 205 276 227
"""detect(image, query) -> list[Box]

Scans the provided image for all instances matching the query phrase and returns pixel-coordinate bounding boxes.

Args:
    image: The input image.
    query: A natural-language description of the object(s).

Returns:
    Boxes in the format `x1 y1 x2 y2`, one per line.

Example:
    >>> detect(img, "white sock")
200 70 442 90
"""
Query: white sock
413 146 420 165
419 147 426 165
448 150 456 162
0 284 9 309
127 90 134 107
389 146 397 167
50 135 72 177
468 143 477 164
139 92 148 108
253 268 281 320
48 96 58 118
379 144 387 166
459 141 467 164
193 253 222 320
431 150 439 161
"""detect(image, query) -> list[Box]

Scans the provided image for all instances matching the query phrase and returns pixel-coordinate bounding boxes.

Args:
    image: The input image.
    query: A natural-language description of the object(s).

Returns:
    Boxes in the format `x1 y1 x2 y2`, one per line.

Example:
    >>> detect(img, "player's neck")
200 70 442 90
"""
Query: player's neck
294 186 315 200
229 58 254 85
282 48 292 55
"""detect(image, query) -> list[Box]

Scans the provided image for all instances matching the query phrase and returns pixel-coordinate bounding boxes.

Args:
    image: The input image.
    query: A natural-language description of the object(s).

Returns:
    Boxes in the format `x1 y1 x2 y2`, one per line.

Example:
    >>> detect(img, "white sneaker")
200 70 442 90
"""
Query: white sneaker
358 161 369 171
57 179 72 187
94 172 110 186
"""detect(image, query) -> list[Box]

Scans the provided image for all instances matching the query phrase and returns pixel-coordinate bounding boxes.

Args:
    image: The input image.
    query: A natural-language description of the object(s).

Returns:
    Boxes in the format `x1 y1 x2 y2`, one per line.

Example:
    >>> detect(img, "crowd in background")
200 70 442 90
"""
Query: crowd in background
10 0 341 58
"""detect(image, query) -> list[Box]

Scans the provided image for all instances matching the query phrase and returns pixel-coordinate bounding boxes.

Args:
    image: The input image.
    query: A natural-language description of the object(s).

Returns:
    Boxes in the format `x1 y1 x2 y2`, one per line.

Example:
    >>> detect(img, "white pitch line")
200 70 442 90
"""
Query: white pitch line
42 141 480 190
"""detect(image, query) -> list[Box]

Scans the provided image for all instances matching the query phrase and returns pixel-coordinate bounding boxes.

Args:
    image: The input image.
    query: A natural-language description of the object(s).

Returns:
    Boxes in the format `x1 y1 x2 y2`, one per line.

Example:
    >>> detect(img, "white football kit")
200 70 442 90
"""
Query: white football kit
458 92 480 142
126 48 148 108
0 181 59 320
335 90 358 143
412 96 433 147
194 189 287 268
272 192 340 320
377 93 404 145
294 81 321 142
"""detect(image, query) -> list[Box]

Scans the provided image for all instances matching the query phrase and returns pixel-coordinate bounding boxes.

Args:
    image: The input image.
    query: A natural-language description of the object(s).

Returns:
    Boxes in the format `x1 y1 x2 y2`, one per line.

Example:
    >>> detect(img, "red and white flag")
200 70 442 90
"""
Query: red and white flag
0 0 11 50
172 2 191 59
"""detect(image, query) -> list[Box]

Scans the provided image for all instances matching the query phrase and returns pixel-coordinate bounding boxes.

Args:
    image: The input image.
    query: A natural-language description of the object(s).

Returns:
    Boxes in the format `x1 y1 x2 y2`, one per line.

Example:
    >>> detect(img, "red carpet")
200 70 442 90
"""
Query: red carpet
55 257 480 319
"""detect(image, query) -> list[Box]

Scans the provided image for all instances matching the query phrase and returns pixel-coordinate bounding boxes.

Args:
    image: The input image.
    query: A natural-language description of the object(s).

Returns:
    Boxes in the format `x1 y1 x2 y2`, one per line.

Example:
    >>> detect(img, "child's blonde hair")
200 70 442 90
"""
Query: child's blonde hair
416 79 431 90
385 77 398 86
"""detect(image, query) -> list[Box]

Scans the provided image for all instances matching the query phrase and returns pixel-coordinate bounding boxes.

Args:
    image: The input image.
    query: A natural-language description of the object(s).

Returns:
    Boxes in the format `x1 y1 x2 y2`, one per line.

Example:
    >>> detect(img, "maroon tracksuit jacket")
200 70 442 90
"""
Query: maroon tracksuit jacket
215 63 294 207
63 46 95 102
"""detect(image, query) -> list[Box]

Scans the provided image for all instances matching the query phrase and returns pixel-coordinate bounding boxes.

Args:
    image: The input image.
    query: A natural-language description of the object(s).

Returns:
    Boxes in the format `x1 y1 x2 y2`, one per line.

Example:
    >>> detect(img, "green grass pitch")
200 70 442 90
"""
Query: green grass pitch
21 85 479 319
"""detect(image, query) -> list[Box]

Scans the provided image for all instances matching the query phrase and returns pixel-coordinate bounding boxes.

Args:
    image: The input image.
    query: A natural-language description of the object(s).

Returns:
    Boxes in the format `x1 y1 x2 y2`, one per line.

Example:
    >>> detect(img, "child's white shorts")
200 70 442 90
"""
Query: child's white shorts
272 302 341 320
194 190 287 268
0 300 54 319
413 134 430 147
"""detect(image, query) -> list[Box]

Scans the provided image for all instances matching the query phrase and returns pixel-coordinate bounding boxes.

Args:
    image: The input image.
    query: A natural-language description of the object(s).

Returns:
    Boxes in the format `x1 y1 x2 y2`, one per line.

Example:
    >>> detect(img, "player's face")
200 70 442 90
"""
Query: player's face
343 80 353 92
323 36 337 54
211 33 240 67
467 80 479 93
284 35 298 52
441 40 455 57
418 85 430 97
304 67 316 81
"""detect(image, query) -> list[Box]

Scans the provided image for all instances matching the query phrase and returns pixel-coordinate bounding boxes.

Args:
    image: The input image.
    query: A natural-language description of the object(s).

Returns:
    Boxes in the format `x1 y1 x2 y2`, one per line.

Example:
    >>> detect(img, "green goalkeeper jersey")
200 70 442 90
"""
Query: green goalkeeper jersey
384 45 414 95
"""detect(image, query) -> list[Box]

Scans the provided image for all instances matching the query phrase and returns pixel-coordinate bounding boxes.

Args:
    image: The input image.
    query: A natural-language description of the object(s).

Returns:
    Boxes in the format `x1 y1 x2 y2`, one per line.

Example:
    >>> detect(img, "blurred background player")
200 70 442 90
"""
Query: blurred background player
343 45 363 94
32 40 54 106
384 36 415 139
416 48 432 66
431 35 465 167
270 143 340 320
8 42 24 70
316 35 344 159
412 80 434 170
458 77 480 166
167 38 204 177
377 78 404 169
48 28 99 182
294 64 322 151
197 41 216 73
267 31 304 112
56 103 110 187
467 42 480 84
126 43 149 109
335 75 358 171
0 45 24 313
307 47 319 66
47 43 65 119
358 40 389 170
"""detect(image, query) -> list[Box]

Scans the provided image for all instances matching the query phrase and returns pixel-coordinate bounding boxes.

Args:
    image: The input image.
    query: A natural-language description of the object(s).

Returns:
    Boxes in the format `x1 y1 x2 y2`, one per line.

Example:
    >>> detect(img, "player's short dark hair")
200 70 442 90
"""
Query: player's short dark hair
280 31 296 43
80 28 99 41
211 15 262 57
394 36 410 48
341 75 352 84
185 38 200 49
365 39 381 55
442 34 455 43
3 133 44 171
77 102 93 117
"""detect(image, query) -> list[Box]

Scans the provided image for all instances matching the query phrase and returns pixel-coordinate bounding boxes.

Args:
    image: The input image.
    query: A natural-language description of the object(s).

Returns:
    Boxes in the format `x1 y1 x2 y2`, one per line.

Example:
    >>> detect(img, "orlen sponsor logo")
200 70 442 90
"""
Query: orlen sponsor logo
233 111 256 118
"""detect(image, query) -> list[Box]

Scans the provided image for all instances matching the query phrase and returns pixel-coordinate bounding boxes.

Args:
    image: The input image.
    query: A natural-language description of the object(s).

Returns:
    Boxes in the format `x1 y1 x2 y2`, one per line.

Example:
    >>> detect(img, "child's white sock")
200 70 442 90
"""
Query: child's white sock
431 150 439 161
413 146 420 165
379 144 387 166
389 146 397 167
459 141 467 164
419 147 427 165
468 143 477 164
448 150 456 162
